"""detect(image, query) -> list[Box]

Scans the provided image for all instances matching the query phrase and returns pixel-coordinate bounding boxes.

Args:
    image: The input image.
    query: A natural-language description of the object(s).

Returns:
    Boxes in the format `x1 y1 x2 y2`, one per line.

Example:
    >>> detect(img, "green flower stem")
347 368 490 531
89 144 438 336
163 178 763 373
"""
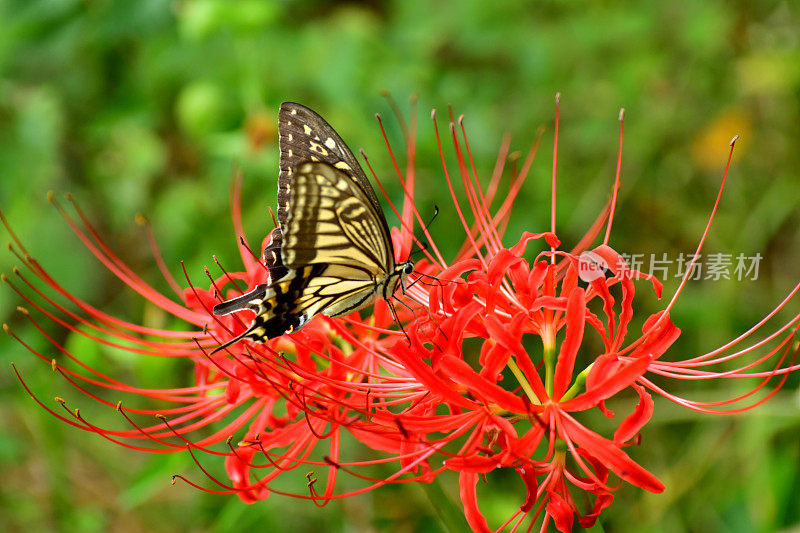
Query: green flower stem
543 343 556 397
560 362 594 401
507 357 540 405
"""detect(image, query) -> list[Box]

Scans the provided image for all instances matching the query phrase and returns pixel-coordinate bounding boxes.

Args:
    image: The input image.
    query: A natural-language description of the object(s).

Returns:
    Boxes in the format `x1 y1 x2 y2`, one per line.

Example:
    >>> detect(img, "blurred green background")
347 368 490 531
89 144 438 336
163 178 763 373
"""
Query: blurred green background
1 1 799 532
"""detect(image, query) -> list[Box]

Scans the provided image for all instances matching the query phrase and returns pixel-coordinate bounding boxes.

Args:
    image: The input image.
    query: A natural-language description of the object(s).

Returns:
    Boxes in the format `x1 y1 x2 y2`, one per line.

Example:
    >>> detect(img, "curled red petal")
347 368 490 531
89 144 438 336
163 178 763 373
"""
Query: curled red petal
563 353 654 411
439 355 528 412
516 464 539 511
510 231 560 256
630 310 681 360
577 492 614 528
546 490 575 533
614 383 654 444
459 472 491 533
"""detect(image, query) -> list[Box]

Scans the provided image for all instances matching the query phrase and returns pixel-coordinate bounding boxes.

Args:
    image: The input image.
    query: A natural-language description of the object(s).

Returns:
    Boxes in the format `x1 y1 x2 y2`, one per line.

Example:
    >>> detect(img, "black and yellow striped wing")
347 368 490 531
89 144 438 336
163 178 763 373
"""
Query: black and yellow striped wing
213 161 396 349
212 138 406 353
282 161 394 275
263 102 387 283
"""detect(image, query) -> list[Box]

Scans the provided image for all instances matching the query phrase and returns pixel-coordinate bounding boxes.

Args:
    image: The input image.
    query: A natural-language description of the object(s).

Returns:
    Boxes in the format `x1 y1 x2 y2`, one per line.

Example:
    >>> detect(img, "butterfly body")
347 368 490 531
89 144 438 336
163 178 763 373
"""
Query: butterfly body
212 103 412 350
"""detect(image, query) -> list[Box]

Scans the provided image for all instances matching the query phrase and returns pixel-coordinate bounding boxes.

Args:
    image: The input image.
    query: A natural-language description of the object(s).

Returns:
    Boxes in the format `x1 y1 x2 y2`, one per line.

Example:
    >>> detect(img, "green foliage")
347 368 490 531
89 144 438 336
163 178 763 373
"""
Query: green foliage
1 0 798 531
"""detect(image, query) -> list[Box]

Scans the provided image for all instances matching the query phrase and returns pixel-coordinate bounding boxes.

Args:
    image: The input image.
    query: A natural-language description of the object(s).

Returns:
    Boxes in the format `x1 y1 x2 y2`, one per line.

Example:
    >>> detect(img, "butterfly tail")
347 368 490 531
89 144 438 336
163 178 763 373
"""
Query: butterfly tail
209 309 307 355
209 274 312 353
212 284 269 316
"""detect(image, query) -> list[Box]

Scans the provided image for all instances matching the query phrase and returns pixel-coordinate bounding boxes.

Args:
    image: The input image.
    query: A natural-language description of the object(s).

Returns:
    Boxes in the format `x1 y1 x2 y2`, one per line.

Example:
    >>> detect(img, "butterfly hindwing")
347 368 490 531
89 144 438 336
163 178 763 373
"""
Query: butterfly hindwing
213 262 379 350
213 265 324 350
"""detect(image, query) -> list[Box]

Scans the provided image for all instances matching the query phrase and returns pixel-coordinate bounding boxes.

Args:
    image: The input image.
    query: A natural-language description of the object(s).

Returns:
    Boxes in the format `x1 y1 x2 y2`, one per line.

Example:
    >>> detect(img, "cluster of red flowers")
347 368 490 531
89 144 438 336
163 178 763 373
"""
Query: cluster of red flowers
4 98 799 532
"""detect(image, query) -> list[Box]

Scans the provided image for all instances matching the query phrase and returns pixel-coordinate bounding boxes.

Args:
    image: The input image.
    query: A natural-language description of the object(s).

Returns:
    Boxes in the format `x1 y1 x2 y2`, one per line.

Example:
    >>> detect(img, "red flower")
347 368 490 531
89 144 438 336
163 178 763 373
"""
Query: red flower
1 179 443 504
404 101 799 531
4 97 800 533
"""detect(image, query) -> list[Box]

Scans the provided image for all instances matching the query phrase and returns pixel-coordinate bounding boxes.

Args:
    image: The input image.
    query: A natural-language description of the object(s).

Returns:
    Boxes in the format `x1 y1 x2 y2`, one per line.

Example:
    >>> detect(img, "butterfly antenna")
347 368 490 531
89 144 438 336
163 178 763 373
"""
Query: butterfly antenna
423 204 439 231
410 241 428 259
408 205 440 260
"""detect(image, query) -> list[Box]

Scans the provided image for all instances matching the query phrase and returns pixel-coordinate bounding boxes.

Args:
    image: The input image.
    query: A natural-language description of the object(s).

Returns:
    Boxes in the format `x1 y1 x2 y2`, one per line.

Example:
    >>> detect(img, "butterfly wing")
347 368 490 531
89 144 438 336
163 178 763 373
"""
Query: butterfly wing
279 160 395 319
282 161 393 274
277 102 384 222
263 102 388 283
213 161 396 349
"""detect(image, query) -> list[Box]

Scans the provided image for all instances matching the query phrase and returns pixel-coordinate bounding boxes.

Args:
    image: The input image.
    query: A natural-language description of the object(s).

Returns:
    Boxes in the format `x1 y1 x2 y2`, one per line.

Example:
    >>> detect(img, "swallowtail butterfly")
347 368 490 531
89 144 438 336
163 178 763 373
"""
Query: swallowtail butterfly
212 102 413 350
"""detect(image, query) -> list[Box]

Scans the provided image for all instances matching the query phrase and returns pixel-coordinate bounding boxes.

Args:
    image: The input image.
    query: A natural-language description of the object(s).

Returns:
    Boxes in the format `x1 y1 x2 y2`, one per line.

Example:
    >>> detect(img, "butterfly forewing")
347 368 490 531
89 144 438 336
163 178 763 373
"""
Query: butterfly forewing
283 161 393 274
277 102 384 222
263 102 386 283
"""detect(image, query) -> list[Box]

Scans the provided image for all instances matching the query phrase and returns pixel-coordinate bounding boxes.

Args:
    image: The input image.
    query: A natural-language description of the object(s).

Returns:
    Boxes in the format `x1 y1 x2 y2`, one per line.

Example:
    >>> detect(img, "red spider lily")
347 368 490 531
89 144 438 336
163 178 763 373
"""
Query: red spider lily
381 100 800 532
1 180 448 505
3 97 800 533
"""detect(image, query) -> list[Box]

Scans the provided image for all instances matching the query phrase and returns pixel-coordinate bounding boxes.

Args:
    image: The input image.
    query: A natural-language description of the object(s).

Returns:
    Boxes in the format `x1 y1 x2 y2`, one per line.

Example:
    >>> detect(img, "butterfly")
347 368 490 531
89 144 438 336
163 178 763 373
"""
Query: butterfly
211 102 414 351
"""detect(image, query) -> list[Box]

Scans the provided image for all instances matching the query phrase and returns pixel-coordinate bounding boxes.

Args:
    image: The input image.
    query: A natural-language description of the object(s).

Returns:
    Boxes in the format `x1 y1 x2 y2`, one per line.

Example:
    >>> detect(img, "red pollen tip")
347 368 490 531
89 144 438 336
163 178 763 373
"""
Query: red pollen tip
730 135 739 146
